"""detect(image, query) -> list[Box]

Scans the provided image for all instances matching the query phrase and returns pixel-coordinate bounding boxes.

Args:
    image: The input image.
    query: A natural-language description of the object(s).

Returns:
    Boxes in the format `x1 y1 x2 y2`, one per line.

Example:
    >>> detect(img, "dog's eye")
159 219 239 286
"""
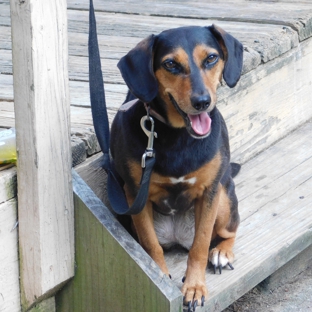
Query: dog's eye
163 60 180 72
204 54 219 67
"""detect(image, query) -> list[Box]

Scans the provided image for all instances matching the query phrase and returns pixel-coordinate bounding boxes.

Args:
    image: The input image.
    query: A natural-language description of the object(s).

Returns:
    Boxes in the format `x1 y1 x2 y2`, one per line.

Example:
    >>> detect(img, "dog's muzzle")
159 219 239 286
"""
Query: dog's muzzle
169 94 212 139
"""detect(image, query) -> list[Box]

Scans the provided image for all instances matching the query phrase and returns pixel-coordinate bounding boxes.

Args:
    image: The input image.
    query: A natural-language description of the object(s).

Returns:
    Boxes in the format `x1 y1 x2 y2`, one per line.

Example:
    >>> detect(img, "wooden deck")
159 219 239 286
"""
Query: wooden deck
1 0 312 311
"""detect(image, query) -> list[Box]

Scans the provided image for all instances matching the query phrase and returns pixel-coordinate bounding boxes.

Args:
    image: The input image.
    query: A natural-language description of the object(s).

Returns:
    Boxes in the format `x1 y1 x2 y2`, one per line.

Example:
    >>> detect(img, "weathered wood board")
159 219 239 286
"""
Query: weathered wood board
0 165 16 203
67 0 312 40
10 0 74 309
0 198 20 312
0 167 19 312
55 170 183 312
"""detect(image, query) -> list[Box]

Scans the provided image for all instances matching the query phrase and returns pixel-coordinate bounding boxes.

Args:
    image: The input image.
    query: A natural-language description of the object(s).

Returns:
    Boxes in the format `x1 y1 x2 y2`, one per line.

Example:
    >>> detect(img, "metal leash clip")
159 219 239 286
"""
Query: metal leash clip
140 113 157 168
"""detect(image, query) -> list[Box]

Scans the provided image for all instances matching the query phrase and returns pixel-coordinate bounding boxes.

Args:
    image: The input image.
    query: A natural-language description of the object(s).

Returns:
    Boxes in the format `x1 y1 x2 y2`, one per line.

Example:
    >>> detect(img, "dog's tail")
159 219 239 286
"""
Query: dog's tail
230 162 241 178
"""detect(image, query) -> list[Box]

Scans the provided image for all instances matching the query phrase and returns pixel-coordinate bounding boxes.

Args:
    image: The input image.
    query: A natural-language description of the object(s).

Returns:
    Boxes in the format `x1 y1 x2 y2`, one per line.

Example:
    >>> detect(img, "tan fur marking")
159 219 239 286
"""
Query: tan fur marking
183 151 222 198
127 159 143 187
155 48 192 128
182 183 222 303
193 44 224 110
214 186 236 238
129 152 221 203
124 179 170 276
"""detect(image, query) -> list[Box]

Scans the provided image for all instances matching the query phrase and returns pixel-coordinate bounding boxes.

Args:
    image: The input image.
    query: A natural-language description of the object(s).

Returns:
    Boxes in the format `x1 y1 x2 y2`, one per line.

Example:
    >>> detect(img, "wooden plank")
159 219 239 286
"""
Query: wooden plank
0 74 127 110
164 121 312 311
1 16 297 80
0 198 20 312
0 166 16 203
10 0 74 309
0 25 11 50
75 152 108 204
67 0 312 40
29 297 55 312
65 10 297 64
0 2 301 70
55 170 183 312
219 35 312 164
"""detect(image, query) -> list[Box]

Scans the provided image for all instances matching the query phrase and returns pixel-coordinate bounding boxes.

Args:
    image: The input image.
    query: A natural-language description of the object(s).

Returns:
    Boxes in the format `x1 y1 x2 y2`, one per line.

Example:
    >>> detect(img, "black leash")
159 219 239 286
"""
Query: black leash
88 0 155 215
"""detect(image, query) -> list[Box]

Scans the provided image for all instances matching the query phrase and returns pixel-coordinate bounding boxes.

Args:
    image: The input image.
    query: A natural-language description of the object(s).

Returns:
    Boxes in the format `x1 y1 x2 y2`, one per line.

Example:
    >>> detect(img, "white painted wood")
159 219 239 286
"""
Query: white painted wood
9 0 74 309
0 199 20 312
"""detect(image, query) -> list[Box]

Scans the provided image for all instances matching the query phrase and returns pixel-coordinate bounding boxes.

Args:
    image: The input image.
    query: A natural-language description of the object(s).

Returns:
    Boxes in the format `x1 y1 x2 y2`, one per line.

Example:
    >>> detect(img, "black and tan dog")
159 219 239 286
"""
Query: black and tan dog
111 25 243 310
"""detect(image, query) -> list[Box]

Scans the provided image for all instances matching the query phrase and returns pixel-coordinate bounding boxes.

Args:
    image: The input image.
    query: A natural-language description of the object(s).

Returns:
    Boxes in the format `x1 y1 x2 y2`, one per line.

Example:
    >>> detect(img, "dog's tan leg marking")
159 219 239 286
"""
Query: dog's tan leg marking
132 203 170 276
182 184 221 304
209 186 237 268
125 186 169 276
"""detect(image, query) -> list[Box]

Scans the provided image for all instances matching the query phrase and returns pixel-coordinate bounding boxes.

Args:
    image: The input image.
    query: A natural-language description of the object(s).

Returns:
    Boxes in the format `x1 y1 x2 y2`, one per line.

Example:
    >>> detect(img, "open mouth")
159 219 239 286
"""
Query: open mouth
169 94 212 139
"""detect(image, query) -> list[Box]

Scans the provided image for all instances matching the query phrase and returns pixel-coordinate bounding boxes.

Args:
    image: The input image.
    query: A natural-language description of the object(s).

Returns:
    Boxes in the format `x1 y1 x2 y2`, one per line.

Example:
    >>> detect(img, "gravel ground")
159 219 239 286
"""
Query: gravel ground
223 265 312 312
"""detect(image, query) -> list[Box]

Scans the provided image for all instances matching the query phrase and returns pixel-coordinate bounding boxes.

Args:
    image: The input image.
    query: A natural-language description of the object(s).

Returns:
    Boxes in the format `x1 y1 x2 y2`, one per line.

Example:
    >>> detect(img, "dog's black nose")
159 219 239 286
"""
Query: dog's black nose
191 94 211 111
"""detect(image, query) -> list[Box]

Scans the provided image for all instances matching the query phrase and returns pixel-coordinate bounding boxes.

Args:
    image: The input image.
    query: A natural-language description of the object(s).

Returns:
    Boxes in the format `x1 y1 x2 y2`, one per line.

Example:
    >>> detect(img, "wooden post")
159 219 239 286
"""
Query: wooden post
10 0 74 310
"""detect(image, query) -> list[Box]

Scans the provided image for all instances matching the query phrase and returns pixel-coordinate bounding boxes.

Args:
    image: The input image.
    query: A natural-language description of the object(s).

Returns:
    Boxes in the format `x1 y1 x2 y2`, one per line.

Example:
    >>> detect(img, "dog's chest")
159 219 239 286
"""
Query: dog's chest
149 174 201 216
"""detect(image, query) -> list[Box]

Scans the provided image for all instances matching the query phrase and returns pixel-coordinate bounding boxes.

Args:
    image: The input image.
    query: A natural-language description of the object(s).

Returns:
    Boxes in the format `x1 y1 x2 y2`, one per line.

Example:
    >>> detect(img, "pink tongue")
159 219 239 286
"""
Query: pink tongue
188 112 211 135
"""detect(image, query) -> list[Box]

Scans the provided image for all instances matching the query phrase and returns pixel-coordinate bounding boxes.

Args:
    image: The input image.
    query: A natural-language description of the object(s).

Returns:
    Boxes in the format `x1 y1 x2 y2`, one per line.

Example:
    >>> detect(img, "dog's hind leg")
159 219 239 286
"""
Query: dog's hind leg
129 198 170 277
209 184 239 273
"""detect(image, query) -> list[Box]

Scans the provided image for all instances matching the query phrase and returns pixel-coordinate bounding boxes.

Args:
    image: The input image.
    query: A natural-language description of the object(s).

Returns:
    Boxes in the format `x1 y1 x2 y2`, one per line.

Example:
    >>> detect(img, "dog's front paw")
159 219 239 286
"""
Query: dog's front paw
181 276 207 311
209 247 235 274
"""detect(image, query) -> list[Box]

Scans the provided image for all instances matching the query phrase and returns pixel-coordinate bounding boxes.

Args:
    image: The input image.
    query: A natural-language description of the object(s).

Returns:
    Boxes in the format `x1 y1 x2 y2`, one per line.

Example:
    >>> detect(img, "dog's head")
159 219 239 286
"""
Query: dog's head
118 25 243 138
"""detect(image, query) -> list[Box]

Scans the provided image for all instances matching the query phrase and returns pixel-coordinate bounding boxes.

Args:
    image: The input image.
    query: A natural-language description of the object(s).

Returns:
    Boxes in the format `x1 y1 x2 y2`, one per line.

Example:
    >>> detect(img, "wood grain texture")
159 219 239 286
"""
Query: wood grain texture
28 297 55 312
10 0 74 309
0 166 16 203
55 171 183 312
0 198 20 312
219 35 312 164
75 152 108 205
67 0 312 40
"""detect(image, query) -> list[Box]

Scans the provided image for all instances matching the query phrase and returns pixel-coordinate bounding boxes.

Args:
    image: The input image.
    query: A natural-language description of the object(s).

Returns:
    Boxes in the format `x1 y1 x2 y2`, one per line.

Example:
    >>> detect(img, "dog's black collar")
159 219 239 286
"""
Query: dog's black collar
144 103 167 124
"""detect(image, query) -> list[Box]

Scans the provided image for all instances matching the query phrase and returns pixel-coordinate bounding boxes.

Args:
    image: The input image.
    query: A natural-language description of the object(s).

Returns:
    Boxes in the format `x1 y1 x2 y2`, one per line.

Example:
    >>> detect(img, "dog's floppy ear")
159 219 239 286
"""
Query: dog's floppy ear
117 35 158 103
209 24 243 88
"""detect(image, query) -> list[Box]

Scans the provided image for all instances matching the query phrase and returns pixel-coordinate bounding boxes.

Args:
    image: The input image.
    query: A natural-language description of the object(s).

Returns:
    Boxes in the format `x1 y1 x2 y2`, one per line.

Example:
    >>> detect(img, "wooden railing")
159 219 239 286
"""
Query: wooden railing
10 0 74 310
